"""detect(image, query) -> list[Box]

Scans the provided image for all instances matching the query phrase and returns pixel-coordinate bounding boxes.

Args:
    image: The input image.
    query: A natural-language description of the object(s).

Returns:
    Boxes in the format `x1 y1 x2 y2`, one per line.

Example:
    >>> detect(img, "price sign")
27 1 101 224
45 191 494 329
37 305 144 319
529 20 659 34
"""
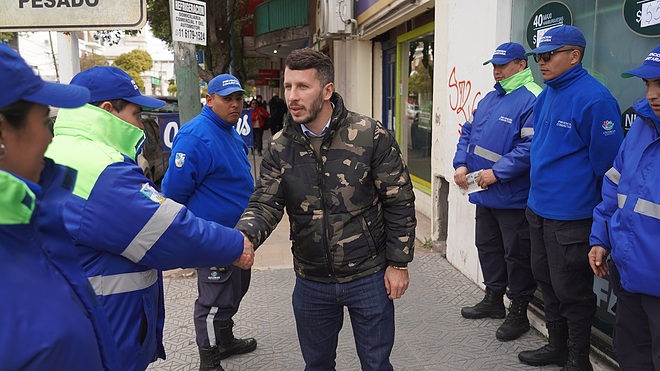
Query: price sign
170 0 207 46
624 0 660 37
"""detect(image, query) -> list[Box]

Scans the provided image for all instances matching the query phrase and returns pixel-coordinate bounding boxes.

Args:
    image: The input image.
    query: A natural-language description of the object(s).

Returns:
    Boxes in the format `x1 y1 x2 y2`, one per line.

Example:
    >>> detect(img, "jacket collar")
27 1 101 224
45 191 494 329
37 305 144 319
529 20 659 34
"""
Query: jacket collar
54 104 145 160
495 68 536 95
633 98 660 135
200 104 235 131
544 63 587 89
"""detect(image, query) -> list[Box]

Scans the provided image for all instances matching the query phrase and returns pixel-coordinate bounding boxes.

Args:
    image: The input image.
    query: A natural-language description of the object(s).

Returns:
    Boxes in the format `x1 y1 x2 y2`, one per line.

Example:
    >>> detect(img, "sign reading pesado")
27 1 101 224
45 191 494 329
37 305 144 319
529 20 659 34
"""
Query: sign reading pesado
0 0 147 31
170 0 207 46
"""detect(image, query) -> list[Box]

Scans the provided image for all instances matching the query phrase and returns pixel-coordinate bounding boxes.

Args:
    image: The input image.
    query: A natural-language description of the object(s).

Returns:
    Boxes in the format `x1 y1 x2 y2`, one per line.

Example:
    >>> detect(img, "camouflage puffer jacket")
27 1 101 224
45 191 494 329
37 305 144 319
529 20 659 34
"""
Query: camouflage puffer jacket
237 93 416 283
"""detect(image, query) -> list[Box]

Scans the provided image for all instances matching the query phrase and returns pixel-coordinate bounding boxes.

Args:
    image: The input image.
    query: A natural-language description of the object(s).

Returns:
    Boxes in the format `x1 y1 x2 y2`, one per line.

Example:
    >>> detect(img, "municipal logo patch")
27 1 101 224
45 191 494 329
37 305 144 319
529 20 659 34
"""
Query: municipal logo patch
140 183 166 204
602 120 614 130
175 152 186 167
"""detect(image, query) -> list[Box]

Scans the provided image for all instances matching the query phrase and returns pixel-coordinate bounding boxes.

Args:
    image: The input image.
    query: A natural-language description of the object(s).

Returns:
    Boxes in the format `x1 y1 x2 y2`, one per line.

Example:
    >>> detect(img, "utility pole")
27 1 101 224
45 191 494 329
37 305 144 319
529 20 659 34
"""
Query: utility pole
173 41 201 125
57 32 80 83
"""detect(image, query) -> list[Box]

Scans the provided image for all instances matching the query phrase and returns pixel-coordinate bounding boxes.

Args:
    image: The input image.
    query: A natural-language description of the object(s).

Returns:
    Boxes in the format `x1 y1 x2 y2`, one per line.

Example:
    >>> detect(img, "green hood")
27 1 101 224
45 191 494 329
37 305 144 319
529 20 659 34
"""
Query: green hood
499 68 543 97
0 170 35 225
53 104 145 160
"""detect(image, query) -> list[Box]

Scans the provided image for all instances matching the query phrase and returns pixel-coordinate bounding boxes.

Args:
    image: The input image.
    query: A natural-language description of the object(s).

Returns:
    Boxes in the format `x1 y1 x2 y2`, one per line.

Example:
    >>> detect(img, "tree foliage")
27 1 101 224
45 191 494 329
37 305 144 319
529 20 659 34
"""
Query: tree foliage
113 49 154 90
0 32 16 42
95 30 138 46
80 52 108 70
146 0 251 83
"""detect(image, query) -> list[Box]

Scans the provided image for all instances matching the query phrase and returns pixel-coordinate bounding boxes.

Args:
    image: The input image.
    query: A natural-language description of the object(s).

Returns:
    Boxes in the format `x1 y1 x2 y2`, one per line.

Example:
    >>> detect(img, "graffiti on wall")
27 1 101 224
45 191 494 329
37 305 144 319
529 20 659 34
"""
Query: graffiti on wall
448 67 482 135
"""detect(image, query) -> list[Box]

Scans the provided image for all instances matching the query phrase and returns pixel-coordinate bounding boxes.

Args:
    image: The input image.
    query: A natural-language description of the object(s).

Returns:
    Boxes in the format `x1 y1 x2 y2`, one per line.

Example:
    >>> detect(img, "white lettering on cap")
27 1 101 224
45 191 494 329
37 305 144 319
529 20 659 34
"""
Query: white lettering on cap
539 35 552 44
493 50 507 56
222 79 240 86
131 80 139 90
645 53 660 63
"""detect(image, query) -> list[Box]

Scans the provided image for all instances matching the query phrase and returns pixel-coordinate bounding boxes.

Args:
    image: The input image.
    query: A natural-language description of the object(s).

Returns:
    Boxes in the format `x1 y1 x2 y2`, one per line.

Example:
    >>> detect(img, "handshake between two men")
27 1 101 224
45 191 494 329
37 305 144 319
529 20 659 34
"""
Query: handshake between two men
233 234 255 270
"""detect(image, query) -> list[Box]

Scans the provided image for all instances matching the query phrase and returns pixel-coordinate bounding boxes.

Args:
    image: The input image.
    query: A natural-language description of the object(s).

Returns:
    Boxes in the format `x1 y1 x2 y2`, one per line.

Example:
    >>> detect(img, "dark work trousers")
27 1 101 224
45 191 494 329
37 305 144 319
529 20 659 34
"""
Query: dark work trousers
526 208 596 348
609 262 660 370
194 265 251 348
475 206 536 299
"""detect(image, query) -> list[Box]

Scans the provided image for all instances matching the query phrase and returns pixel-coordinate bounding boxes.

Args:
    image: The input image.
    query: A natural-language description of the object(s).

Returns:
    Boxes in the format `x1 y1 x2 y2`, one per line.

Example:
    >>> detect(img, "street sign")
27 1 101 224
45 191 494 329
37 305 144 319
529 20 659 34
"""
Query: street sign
0 0 147 31
170 0 207 46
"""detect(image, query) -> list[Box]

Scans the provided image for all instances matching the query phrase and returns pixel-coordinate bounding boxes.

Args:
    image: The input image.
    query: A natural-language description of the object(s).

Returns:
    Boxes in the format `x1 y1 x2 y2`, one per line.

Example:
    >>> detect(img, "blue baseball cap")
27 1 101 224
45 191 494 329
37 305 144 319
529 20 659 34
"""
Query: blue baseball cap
0 43 90 108
483 42 528 65
208 74 246 96
70 66 164 109
526 25 587 55
622 45 660 79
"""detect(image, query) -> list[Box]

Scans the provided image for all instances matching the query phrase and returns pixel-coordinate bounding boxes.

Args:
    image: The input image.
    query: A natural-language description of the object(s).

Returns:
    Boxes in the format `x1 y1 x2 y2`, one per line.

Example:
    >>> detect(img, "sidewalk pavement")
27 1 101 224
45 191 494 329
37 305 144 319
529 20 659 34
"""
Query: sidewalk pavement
150 206 616 371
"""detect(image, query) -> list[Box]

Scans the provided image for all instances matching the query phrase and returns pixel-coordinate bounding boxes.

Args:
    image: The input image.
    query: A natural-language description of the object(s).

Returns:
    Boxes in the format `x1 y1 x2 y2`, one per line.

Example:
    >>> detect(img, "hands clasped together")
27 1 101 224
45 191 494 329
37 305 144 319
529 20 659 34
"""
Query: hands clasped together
233 234 255 270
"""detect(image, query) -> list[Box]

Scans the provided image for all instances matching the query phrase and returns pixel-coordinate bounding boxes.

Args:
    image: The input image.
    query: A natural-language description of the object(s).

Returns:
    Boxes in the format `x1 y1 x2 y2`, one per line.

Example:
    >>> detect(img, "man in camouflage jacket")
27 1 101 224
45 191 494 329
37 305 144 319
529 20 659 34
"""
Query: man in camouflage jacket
236 48 415 371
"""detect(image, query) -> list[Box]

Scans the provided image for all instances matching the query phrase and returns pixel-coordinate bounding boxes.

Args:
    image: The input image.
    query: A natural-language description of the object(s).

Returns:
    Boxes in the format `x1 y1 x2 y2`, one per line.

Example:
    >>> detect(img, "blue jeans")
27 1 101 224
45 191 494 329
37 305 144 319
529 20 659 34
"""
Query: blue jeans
292 270 394 371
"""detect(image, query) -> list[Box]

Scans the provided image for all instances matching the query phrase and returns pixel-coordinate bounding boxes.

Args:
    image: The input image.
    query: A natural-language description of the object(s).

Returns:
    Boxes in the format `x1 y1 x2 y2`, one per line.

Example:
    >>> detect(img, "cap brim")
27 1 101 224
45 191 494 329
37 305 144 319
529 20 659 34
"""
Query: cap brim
23 81 91 108
211 87 248 97
525 44 563 56
483 57 515 66
621 65 660 79
125 95 166 109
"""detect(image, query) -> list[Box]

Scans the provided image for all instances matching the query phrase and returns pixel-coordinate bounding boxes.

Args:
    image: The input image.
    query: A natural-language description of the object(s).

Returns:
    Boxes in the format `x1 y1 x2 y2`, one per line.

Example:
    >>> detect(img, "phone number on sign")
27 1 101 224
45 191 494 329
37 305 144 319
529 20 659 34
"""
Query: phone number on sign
175 29 205 42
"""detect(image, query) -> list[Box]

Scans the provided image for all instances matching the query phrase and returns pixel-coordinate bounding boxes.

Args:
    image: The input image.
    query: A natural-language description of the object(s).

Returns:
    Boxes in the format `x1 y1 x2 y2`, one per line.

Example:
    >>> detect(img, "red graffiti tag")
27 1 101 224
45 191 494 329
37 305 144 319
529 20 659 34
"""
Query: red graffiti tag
448 67 481 135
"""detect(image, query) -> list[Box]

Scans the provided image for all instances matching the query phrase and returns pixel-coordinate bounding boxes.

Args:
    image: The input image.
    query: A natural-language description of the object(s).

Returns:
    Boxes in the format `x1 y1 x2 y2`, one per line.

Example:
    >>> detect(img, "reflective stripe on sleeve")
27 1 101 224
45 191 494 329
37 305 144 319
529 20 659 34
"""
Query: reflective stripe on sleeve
605 167 621 185
88 269 158 296
121 198 184 263
617 194 627 208
634 198 660 220
473 145 502 163
521 128 534 138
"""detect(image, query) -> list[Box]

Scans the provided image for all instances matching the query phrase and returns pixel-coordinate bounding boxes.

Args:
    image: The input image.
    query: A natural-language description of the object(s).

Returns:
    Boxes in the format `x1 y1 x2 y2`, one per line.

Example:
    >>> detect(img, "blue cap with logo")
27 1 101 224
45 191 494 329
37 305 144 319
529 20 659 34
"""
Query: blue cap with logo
70 66 164 109
621 45 660 79
483 42 528 65
208 74 246 96
0 43 90 108
526 25 587 55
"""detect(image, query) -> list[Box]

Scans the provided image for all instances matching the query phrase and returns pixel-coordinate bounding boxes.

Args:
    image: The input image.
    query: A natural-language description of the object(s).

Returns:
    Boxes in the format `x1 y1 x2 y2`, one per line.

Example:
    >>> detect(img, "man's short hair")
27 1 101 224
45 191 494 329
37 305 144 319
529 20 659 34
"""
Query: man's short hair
285 48 334 86
89 99 130 113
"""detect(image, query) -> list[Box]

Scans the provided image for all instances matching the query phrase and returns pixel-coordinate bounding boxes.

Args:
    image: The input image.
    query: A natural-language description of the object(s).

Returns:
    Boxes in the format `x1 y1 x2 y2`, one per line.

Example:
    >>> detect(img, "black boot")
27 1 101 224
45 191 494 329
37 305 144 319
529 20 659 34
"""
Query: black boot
461 287 505 319
518 321 569 366
198 347 224 371
496 298 530 341
217 321 257 360
560 340 593 371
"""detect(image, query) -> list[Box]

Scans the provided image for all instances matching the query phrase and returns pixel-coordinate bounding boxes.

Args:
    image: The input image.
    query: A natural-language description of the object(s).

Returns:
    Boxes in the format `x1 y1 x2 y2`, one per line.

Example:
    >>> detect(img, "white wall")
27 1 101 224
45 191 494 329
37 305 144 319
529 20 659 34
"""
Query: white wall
434 0 513 286
332 39 373 117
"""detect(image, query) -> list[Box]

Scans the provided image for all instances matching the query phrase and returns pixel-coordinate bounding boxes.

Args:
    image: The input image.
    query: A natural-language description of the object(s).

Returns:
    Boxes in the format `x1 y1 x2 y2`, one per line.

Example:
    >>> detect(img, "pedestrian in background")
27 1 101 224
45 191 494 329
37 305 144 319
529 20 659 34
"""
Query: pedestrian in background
519 25 623 370
46 66 254 371
162 74 257 371
589 44 660 371
250 98 269 156
268 93 287 135
0 43 119 371
454 42 540 342
236 47 416 371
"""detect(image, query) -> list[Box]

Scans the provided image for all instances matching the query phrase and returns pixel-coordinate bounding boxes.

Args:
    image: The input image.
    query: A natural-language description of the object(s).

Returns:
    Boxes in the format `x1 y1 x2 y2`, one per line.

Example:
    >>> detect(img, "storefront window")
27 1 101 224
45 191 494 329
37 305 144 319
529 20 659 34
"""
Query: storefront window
397 26 434 193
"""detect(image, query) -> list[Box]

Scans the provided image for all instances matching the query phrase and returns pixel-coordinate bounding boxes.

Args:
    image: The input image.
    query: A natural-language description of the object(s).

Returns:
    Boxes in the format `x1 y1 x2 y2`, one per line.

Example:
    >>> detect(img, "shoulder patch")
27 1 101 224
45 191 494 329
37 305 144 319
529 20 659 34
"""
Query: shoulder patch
175 152 186 167
140 183 166 204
